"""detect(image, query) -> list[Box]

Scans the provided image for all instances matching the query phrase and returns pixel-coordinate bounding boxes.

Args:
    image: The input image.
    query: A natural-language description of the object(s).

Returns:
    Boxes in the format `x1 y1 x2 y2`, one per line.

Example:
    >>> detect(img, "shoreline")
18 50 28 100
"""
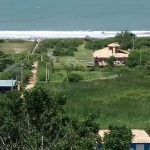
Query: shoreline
0 31 150 39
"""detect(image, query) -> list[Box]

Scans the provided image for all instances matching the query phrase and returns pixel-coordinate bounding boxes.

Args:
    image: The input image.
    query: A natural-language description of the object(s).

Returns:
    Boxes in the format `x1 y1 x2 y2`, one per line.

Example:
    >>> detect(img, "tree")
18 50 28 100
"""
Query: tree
106 56 116 67
125 50 150 67
114 31 133 50
0 87 100 149
103 125 133 150
67 73 83 82
0 51 14 72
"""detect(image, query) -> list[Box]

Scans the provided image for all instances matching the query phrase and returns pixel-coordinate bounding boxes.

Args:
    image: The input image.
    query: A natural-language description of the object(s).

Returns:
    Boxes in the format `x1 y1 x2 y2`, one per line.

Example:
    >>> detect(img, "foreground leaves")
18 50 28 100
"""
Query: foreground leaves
0 87 100 149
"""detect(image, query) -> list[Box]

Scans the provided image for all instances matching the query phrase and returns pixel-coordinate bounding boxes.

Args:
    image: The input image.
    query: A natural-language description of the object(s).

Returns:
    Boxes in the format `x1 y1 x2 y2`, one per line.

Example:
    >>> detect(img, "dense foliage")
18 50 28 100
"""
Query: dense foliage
0 51 14 72
114 31 133 50
106 56 116 67
0 87 100 149
84 38 114 50
67 73 83 82
35 39 83 56
125 50 150 67
103 125 133 150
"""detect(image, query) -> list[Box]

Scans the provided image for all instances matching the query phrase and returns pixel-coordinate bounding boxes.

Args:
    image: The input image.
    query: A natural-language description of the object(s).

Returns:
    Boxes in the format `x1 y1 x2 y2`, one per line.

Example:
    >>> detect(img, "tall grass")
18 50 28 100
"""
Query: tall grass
36 70 150 129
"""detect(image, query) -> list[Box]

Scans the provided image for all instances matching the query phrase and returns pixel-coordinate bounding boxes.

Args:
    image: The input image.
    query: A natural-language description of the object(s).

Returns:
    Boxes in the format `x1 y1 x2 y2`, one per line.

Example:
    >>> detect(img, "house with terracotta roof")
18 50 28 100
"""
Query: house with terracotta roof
92 43 129 66
97 129 150 150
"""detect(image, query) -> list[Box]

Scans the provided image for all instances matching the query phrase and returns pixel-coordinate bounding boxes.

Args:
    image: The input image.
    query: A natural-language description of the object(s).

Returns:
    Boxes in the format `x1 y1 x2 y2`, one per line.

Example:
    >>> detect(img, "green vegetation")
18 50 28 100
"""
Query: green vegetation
0 87 100 149
103 125 133 150
0 39 36 53
125 50 150 67
36 69 150 129
1 34 150 148
2 34 150 130
67 73 83 82
0 51 14 72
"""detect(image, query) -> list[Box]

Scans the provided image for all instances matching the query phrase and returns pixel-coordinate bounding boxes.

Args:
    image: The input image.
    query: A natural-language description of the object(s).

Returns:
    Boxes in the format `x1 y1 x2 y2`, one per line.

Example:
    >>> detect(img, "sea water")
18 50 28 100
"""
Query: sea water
0 0 150 38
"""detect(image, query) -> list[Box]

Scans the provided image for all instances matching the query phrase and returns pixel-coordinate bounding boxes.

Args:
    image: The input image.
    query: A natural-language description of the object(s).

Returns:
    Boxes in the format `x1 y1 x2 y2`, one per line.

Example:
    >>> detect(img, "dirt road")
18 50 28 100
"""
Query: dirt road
32 39 40 54
25 61 38 90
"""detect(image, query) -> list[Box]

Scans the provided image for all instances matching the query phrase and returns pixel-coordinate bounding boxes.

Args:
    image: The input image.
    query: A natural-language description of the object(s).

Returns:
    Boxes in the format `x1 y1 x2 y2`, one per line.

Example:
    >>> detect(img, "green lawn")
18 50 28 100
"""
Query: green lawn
0 41 34 53
75 43 93 59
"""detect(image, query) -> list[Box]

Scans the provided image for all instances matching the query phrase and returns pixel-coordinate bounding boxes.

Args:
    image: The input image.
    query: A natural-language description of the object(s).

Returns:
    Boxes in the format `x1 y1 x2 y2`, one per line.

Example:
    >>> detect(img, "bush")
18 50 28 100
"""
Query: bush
67 73 83 82
8 39 25 43
53 50 65 56
89 66 95 71
103 125 133 150
67 47 78 52
106 56 116 67
65 49 75 56
84 41 102 50
56 39 83 48
125 50 150 68
74 65 86 71
0 39 4 43
23 69 33 84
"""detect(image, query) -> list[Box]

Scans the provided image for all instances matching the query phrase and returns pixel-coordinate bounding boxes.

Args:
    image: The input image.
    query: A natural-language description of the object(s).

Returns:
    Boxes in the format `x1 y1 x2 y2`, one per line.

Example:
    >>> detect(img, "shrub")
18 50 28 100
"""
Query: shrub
65 49 75 56
84 40 102 50
8 39 25 43
67 47 78 52
53 48 66 56
89 66 95 71
23 69 33 84
106 56 116 67
67 73 83 82
103 125 133 150
0 39 4 43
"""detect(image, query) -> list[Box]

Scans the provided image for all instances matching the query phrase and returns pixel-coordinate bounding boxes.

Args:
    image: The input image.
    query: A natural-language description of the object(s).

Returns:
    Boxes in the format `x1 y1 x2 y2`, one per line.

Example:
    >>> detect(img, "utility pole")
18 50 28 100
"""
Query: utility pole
46 65 47 82
21 61 23 83
133 36 135 50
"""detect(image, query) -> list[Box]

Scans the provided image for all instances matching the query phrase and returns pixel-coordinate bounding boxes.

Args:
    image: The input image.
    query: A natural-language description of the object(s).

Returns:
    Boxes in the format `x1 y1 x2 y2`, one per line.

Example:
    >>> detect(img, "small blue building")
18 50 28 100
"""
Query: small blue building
0 80 17 92
98 129 150 150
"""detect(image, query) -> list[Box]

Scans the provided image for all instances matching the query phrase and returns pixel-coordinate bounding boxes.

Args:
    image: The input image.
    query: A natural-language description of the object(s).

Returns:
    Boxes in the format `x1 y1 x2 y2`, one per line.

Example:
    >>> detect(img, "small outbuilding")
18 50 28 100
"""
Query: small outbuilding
0 80 18 92
98 129 150 150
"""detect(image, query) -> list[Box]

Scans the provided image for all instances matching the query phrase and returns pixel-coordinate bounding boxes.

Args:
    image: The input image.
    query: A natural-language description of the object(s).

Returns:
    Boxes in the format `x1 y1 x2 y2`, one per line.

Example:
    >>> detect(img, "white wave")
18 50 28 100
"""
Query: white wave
0 31 150 39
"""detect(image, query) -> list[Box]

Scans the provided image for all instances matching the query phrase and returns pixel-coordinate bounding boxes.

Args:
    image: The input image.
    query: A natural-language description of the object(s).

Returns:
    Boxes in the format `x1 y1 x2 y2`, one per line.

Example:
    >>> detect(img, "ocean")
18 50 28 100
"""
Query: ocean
0 0 150 39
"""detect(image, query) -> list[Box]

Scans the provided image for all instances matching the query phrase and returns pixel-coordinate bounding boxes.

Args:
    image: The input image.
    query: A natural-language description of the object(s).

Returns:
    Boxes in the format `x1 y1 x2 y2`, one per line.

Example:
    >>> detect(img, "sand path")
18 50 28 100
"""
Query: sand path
25 61 38 90
32 39 40 54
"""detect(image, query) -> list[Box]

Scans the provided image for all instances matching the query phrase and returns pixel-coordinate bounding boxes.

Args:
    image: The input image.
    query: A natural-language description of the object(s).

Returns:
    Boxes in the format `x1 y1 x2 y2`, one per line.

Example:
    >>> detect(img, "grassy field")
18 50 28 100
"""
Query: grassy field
37 60 114 82
49 70 113 82
36 70 150 130
0 41 35 53
74 43 93 59
48 42 93 64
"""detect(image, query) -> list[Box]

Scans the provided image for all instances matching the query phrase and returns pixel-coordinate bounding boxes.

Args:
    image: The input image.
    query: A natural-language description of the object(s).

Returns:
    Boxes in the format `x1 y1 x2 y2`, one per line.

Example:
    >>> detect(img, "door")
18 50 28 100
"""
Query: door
136 144 144 150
